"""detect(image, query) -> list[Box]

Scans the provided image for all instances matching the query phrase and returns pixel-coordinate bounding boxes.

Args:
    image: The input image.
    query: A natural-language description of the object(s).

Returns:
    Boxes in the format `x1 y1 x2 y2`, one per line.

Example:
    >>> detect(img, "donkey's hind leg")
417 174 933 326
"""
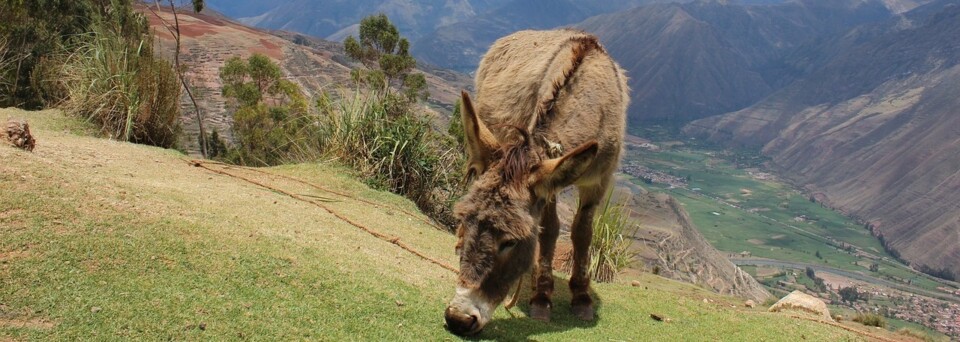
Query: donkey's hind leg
530 195 560 321
569 177 611 321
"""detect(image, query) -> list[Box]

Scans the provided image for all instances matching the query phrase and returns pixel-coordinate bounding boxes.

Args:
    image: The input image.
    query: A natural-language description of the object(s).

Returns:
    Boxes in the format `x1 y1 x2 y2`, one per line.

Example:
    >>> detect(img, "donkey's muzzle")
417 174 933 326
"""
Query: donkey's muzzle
444 306 481 336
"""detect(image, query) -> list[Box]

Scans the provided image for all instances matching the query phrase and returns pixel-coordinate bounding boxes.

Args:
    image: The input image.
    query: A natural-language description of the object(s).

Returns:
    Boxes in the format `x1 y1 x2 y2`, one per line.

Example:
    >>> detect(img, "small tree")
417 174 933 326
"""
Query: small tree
344 14 427 101
839 286 864 303
219 53 308 166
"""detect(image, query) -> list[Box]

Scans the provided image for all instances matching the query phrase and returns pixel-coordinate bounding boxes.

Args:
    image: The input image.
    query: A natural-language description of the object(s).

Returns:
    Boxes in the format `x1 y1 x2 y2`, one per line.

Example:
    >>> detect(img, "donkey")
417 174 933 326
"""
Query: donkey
444 29 628 336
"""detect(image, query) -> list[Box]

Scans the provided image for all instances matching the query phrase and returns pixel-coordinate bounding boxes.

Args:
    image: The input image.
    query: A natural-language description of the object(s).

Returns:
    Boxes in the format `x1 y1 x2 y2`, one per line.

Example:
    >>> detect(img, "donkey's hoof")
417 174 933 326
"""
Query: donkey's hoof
529 303 551 322
571 303 595 321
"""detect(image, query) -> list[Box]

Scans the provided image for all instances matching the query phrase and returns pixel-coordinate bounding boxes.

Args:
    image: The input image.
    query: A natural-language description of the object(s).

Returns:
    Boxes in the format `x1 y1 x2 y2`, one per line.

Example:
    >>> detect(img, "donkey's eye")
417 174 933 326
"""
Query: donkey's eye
498 240 517 253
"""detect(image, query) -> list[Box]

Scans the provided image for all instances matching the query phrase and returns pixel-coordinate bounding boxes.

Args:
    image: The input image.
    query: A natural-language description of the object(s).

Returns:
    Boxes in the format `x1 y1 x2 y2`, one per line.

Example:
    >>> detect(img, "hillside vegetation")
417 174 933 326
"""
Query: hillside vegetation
0 109 905 341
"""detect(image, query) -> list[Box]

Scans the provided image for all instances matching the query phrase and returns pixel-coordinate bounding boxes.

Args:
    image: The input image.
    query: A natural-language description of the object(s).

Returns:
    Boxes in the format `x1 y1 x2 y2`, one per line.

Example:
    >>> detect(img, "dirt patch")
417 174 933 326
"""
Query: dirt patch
747 239 765 245
0 246 31 262
740 189 753 196
178 22 219 38
770 234 786 240
818 273 860 290
755 266 782 278
0 209 24 220
0 317 55 330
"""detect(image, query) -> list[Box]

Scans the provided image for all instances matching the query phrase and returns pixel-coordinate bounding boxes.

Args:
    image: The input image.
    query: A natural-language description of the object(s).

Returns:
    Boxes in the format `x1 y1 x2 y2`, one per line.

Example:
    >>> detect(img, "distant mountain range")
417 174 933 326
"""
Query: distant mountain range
685 0 960 278
579 0 904 123
205 0 513 42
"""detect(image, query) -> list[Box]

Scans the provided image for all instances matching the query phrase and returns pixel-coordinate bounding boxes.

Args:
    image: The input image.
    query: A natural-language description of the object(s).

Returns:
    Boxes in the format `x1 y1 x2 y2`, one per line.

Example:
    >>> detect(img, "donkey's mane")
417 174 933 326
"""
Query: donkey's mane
532 35 605 130
497 125 534 189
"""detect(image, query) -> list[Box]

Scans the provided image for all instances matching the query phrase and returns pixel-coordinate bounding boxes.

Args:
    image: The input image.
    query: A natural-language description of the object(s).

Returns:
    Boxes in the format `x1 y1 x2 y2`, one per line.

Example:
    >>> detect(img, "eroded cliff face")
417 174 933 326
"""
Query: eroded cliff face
684 3 960 278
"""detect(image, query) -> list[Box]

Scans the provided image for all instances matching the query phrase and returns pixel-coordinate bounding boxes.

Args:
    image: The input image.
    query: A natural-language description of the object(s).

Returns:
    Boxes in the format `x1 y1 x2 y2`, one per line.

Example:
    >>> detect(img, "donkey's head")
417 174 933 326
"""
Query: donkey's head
444 91 598 336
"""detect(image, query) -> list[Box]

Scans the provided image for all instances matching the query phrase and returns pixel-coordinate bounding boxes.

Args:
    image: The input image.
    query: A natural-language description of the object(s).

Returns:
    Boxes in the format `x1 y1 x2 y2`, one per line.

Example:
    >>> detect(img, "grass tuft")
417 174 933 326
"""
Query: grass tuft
303 91 463 225
852 312 887 328
34 25 181 148
588 190 636 282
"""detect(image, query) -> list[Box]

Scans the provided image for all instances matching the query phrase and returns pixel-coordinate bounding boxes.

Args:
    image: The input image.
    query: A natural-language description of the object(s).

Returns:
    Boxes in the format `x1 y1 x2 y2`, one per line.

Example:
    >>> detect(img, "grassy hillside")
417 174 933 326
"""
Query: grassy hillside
0 109 905 340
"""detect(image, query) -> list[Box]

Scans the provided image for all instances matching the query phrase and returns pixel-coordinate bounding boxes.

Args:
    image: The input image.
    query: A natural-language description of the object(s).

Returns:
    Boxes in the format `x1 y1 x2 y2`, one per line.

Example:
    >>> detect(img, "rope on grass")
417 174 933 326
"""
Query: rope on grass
189 159 459 275
193 159 449 232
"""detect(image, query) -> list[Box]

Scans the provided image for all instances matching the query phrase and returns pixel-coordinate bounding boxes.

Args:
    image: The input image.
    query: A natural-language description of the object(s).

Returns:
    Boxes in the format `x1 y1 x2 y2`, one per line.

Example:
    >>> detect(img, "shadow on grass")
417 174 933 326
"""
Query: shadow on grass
466 274 602 341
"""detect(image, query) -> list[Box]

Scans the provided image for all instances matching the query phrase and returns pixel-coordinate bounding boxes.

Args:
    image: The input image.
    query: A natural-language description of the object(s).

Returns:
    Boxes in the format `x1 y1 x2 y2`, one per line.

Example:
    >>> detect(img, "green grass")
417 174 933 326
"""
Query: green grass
0 109 875 340
627 143 946 292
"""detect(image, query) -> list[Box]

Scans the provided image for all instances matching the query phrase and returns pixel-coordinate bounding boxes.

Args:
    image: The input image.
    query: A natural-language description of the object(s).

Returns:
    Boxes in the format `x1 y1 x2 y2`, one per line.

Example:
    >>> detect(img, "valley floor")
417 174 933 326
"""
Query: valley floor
621 128 959 339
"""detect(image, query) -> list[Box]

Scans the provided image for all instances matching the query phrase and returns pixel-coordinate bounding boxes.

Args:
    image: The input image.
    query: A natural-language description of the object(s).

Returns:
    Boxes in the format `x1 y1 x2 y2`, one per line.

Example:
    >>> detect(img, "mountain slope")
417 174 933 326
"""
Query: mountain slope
143 6 471 154
684 1 960 278
411 0 658 72
577 0 896 123
0 108 893 340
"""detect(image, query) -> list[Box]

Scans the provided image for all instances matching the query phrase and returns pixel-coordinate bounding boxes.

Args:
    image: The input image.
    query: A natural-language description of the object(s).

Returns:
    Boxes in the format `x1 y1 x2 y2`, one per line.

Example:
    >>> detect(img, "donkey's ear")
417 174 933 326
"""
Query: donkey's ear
530 141 599 194
461 91 499 180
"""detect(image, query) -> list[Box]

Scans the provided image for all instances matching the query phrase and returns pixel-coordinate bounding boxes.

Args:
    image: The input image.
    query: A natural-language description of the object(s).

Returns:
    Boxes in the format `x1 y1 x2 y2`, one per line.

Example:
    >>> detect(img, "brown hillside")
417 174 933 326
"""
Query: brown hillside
142 6 470 154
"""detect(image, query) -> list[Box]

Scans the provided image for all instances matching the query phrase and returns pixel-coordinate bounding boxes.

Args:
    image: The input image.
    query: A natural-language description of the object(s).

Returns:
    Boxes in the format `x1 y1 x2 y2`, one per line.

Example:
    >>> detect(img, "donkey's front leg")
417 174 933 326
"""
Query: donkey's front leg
569 182 607 321
530 196 559 321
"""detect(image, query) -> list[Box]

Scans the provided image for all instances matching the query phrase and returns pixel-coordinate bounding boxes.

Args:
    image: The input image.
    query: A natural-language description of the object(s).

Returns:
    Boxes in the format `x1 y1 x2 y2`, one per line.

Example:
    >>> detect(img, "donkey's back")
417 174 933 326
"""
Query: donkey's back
474 29 628 183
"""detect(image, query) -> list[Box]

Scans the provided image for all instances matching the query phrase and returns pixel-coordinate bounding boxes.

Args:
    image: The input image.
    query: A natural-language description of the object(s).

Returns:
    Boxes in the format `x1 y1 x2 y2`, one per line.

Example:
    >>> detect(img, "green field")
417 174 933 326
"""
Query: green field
624 131 950 293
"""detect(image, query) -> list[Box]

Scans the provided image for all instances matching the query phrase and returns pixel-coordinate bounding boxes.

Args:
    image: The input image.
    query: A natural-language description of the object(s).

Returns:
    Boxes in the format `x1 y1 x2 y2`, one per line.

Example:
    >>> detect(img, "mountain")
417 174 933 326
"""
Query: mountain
684 0 960 278
577 0 900 124
410 0 661 72
203 0 295 18
221 0 513 42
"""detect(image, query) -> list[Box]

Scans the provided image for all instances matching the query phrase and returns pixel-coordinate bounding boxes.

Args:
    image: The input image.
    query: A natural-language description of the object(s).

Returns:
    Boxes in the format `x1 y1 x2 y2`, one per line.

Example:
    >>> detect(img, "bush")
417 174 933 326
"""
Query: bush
218 54 310 166
852 312 887 328
589 190 636 282
52 25 181 147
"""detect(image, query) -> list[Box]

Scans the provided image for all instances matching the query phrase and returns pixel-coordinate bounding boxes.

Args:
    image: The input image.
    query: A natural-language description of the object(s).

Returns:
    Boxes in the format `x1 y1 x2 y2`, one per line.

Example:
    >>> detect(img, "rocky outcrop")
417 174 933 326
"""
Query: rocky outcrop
769 290 833 322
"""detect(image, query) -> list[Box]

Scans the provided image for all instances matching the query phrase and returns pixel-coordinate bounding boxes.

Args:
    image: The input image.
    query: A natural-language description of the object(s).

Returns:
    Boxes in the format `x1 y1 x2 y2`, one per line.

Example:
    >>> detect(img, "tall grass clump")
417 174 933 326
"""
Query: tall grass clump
852 312 887 328
308 91 463 225
0 37 21 106
51 24 181 147
588 190 637 282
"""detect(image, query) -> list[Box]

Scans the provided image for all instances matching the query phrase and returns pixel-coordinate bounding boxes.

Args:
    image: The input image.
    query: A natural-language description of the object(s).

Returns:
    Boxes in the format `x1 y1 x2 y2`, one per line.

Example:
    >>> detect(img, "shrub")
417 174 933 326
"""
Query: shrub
589 190 636 282
53 24 181 147
219 54 310 166
852 312 886 328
